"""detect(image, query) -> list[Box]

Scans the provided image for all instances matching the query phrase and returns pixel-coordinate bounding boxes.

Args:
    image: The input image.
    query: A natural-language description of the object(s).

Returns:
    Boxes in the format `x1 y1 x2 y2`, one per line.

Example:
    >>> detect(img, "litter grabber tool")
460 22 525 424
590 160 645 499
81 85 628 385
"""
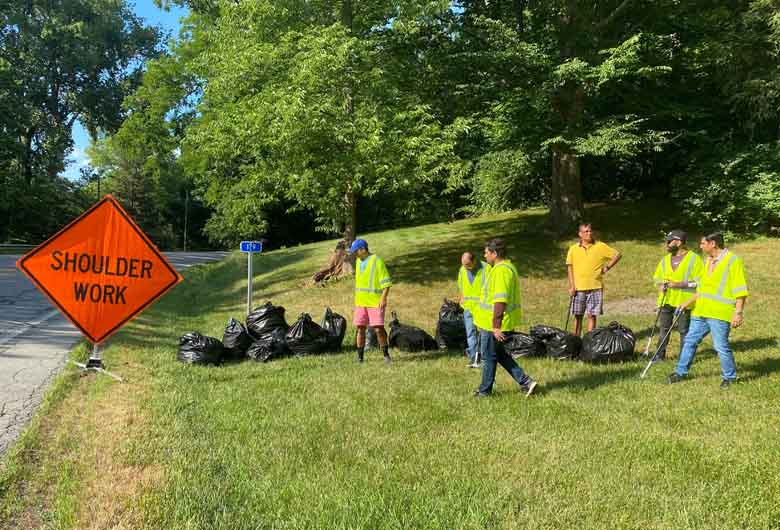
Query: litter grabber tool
563 294 574 332
640 305 682 379
641 284 668 358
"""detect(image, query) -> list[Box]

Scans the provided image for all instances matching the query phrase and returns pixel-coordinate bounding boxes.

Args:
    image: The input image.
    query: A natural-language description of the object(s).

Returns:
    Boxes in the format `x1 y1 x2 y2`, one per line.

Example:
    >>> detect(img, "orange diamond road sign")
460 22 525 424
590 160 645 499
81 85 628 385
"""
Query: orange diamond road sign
16 195 183 344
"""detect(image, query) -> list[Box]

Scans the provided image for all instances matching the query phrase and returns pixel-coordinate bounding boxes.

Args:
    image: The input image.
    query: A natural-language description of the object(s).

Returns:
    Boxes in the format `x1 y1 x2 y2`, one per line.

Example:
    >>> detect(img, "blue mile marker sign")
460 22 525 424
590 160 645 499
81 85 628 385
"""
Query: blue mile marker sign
240 241 262 253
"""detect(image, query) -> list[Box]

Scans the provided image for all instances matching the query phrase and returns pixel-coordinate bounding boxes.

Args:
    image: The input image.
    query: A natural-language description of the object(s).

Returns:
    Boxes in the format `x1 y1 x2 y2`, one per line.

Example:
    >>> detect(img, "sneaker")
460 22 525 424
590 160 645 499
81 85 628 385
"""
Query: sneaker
667 372 685 384
521 380 537 397
472 390 491 398
720 379 735 389
383 355 392 364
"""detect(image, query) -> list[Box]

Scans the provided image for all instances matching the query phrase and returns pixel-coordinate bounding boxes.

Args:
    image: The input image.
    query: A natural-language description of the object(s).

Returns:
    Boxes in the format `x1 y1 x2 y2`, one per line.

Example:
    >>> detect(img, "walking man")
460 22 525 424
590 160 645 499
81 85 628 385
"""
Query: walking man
473 238 537 397
350 239 393 363
668 232 748 388
458 252 490 368
651 230 703 359
566 223 622 336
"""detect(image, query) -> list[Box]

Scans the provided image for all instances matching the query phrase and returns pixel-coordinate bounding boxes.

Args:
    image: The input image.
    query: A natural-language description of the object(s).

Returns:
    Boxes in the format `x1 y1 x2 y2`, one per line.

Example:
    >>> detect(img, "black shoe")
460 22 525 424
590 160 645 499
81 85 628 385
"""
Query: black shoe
520 380 538 397
667 372 685 384
472 390 490 398
383 354 392 364
356 353 364 363
720 379 735 389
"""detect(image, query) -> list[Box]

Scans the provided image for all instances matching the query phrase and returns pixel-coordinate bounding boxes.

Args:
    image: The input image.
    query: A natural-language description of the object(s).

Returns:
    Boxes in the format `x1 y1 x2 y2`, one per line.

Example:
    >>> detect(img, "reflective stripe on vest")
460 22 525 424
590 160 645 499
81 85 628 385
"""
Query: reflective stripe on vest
699 254 738 305
356 255 384 294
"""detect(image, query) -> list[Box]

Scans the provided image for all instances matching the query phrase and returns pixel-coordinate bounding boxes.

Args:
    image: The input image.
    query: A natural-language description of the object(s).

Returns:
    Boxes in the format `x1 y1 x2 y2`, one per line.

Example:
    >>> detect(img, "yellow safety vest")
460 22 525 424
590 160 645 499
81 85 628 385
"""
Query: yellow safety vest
354 254 392 308
652 251 703 308
474 260 522 332
457 262 490 313
692 250 749 322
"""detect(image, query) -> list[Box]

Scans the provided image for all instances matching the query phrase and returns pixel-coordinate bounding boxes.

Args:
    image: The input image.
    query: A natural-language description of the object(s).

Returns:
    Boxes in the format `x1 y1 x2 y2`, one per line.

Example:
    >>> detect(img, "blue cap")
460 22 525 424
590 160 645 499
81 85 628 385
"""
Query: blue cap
348 239 368 253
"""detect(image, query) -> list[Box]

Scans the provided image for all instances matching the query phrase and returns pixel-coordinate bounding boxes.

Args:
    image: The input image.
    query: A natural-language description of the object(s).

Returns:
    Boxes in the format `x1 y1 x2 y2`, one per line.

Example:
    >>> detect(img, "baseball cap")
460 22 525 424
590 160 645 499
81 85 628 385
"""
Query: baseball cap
348 239 368 253
665 229 687 243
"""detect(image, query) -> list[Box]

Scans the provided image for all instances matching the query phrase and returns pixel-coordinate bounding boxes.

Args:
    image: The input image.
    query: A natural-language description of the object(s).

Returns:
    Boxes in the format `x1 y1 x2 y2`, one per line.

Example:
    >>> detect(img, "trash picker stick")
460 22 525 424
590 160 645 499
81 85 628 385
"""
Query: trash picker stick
643 286 668 357
640 308 681 379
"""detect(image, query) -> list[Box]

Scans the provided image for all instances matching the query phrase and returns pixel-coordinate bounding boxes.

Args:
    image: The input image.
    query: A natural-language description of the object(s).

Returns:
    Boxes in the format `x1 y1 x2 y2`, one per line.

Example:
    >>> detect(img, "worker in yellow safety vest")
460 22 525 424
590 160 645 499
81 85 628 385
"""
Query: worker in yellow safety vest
472 238 537 397
668 232 748 388
458 251 491 368
349 239 393 363
651 230 704 359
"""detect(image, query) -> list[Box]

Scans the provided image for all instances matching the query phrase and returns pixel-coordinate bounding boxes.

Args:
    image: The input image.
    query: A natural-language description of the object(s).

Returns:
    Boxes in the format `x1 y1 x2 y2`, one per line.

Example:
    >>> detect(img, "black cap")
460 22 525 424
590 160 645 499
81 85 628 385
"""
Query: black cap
665 229 687 243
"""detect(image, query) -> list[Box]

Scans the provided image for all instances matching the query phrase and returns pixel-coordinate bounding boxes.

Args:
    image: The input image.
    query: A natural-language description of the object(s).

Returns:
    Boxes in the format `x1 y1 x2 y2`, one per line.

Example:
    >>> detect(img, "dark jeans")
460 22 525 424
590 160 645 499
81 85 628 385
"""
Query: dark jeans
478 330 530 393
656 305 691 358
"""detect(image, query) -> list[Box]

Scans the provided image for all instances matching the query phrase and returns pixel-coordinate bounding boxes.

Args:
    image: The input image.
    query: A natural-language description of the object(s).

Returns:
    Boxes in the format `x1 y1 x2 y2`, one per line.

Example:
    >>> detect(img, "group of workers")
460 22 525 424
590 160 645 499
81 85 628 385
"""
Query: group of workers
347 222 749 396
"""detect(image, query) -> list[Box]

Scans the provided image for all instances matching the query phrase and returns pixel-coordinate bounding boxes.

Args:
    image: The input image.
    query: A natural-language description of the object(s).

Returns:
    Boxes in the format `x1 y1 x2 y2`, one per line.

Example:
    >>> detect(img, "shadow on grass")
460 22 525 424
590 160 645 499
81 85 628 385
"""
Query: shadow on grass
390 199 699 286
538 363 640 393
739 356 780 382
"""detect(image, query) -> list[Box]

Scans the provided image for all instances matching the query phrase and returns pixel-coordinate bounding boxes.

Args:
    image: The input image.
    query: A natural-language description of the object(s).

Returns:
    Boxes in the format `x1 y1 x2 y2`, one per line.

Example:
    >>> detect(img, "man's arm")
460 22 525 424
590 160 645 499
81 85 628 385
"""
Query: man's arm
732 296 747 328
379 287 390 312
602 252 622 273
567 264 576 296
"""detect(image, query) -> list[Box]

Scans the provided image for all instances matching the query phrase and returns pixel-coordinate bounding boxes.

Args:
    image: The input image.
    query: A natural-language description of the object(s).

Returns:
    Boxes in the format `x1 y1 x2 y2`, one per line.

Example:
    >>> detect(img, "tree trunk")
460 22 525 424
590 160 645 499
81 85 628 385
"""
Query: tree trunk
549 146 584 231
343 189 357 242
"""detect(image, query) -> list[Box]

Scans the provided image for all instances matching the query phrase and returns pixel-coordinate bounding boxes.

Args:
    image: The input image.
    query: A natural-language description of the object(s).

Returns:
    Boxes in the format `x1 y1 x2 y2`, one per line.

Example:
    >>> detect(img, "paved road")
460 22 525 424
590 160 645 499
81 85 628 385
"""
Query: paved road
0 251 230 457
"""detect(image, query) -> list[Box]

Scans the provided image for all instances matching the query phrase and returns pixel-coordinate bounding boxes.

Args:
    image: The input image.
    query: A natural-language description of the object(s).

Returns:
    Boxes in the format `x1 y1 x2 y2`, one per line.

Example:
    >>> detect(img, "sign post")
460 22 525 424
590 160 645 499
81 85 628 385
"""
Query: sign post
17 195 183 379
240 241 262 315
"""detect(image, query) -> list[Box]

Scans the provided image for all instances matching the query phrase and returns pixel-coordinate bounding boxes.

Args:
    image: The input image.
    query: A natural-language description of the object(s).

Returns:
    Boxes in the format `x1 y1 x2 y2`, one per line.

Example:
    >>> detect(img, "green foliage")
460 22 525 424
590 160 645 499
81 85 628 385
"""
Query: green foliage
0 0 160 242
680 143 780 233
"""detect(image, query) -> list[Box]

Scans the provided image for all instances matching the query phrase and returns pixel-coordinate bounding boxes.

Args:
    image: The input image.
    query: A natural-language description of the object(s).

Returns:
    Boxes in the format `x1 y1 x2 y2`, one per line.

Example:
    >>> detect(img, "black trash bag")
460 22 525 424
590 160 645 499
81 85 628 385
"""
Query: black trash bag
530 324 582 359
388 312 438 352
222 318 252 361
246 327 289 362
435 298 467 350
246 301 289 338
320 307 347 351
581 321 636 363
286 313 329 356
178 332 224 365
504 332 545 358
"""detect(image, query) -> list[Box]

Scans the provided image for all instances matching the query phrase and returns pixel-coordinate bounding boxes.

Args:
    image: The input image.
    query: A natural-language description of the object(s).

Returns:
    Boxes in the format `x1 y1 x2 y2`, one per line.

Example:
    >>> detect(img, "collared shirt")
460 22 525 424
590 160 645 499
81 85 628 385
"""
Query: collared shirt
466 263 481 284
566 240 619 291
707 248 729 273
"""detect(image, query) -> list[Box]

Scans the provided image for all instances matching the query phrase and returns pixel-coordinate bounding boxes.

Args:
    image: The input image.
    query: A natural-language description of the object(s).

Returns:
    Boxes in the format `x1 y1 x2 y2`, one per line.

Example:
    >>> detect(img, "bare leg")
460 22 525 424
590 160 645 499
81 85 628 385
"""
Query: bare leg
374 326 388 347
574 315 584 337
356 326 366 348
587 315 597 332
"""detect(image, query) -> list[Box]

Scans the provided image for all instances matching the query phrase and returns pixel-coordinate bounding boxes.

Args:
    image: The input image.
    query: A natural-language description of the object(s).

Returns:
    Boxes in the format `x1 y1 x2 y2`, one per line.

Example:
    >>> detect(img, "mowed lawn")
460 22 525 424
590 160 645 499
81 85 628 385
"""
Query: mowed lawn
2 203 779 530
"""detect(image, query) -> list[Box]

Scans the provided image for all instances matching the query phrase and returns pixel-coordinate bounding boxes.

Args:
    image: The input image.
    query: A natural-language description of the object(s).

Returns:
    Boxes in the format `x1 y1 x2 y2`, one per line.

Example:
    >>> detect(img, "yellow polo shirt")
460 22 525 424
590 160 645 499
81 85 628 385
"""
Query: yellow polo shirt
566 241 618 291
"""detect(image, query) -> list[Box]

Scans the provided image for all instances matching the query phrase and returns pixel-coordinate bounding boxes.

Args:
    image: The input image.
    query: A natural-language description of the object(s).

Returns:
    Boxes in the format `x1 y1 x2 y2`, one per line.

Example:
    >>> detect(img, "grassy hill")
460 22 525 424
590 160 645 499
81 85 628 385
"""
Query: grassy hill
2 202 779 530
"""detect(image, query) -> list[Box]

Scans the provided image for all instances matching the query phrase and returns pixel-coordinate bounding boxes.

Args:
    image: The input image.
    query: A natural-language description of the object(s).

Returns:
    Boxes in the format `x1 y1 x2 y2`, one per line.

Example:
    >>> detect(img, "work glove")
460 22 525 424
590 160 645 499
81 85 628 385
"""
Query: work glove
662 282 670 292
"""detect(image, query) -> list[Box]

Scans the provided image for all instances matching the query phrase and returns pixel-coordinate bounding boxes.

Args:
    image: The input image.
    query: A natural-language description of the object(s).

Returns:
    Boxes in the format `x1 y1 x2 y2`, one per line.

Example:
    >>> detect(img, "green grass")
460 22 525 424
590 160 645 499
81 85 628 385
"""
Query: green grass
2 201 780 529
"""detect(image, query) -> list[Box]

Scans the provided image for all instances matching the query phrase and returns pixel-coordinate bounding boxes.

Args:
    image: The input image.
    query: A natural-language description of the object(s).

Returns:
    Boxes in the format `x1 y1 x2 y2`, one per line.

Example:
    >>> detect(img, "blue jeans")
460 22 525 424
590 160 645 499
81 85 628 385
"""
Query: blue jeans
478 330 530 393
675 317 736 380
463 309 479 363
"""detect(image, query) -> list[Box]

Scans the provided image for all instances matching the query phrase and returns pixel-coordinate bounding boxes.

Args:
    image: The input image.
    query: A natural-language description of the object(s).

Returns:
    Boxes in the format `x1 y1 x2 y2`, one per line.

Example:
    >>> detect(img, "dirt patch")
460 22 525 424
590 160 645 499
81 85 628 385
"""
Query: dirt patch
604 296 657 317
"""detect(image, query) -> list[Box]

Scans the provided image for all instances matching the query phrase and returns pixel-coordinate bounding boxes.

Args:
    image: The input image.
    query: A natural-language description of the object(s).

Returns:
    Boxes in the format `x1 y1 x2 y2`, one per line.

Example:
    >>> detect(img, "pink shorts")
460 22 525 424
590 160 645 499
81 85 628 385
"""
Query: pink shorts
353 306 385 327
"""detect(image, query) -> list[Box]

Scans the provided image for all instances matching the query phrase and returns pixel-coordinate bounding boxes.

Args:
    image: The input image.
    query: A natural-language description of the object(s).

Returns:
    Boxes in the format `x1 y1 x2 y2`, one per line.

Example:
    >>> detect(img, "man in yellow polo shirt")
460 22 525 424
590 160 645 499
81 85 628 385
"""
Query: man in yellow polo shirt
668 232 748 388
566 223 622 336
473 238 537 397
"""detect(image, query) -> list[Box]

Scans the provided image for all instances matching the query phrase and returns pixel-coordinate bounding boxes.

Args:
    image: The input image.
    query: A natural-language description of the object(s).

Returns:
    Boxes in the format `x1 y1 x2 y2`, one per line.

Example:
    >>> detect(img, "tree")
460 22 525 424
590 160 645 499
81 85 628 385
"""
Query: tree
0 0 160 240
183 0 461 241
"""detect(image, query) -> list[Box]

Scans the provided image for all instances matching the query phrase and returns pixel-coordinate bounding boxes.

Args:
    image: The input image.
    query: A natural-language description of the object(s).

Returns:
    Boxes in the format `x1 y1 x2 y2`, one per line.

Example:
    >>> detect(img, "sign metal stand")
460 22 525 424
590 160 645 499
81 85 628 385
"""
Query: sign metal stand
73 342 124 382
240 241 263 316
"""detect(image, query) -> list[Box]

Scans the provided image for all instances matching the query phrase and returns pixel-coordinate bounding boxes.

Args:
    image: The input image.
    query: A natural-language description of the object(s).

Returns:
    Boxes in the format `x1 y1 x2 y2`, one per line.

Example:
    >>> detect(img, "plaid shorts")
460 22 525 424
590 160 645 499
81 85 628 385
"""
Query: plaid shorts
572 289 603 316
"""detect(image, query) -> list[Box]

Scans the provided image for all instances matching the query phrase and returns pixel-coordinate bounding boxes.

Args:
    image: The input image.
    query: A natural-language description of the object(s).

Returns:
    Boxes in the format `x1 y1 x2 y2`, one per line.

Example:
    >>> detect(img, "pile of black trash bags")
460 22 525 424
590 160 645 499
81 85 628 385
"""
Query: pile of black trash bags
177 297 636 365
503 321 636 363
177 302 347 365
